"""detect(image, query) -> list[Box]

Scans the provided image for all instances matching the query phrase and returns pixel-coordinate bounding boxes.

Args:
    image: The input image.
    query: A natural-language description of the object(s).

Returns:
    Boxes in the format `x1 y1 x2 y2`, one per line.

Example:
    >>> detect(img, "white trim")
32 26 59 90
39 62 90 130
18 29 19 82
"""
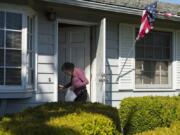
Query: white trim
0 6 36 93
0 11 27 91
174 30 180 90
42 0 180 22
172 31 176 90
134 89 176 92
0 3 35 15
102 18 106 104
22 13 28 89
34 16 38 91
54 20 59 102
57 18 98 26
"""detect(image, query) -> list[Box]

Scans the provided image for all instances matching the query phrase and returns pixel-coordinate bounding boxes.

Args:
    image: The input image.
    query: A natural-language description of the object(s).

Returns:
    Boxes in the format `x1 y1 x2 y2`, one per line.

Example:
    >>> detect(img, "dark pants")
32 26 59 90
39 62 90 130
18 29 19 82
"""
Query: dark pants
75 89 88 102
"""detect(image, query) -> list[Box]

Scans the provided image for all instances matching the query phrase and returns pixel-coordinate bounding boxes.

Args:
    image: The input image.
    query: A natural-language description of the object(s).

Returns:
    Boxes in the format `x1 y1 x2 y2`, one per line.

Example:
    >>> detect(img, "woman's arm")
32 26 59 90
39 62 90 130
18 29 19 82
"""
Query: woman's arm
64 82 72 89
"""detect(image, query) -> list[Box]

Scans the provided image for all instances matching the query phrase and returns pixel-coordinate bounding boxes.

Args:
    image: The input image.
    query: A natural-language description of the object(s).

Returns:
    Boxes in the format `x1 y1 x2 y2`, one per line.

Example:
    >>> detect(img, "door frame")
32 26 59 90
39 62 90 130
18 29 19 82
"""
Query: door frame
54 18 97 102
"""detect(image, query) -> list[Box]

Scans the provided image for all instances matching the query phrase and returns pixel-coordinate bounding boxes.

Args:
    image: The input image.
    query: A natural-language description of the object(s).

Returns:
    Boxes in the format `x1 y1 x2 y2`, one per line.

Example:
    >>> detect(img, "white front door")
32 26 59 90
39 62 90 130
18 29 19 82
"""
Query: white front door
58 26 90 101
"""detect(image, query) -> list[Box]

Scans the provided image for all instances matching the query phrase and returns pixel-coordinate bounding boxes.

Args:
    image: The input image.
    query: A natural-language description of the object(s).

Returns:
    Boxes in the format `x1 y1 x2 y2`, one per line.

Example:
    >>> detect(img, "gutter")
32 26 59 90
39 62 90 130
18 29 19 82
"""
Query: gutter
42 0 180 22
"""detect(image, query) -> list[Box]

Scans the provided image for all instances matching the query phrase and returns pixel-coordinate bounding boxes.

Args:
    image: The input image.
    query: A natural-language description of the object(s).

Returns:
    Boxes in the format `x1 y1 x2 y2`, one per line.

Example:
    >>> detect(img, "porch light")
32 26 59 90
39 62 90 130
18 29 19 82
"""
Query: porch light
45 9 57 21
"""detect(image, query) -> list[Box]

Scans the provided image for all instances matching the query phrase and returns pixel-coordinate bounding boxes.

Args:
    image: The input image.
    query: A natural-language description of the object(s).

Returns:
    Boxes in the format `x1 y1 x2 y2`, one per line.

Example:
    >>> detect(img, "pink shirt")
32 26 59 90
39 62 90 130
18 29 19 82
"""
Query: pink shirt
65 68 89 94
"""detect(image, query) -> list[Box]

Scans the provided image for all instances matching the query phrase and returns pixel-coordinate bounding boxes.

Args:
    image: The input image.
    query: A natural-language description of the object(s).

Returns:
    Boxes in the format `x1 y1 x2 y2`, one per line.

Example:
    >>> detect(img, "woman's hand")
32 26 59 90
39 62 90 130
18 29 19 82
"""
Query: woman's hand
58 84 65 90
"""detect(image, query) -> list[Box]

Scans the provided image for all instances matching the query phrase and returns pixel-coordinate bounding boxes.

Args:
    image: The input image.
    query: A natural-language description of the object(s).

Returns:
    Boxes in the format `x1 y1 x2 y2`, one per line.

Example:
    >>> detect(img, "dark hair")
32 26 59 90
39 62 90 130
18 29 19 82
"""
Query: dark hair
61 62 75 71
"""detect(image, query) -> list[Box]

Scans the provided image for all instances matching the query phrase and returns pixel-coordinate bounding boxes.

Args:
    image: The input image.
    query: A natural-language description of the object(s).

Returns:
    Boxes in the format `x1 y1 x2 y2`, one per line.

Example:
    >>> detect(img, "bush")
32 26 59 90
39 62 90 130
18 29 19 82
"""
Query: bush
119 96 180 135
0 102 121 135
136 121 180 135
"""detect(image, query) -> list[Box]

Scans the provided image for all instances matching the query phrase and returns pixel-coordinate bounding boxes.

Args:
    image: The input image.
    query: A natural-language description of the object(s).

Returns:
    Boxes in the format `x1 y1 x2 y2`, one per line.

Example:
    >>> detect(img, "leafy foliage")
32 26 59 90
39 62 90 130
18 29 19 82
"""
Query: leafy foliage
119 96 180 135
136 121 180 135
0 102 121 135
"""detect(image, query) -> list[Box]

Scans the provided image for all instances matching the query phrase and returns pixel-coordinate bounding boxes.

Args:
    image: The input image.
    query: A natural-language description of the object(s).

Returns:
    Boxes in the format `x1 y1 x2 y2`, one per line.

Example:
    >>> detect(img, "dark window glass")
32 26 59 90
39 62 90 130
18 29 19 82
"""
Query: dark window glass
0 49 4 66
6 68 21 85
6 31 21 49
0 30 4 47
6 12 22 30
0 12 5 28
0 68 4 85
6 50 21 67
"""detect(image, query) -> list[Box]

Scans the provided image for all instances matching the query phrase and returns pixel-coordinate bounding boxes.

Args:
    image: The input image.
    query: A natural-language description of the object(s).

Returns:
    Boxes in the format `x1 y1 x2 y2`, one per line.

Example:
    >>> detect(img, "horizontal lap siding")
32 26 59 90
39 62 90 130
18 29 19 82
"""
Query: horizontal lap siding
105 22 135 107
37 13 55 101
105 21 119 106
176 31 180 89
119 24 135 90
106 23 179 108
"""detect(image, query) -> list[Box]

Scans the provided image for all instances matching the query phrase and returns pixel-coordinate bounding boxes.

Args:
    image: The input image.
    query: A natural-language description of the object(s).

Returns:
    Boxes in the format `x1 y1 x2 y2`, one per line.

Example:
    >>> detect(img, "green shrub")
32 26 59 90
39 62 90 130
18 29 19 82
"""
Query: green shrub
0 102 121 135
136 121 180 135
119 96 180 135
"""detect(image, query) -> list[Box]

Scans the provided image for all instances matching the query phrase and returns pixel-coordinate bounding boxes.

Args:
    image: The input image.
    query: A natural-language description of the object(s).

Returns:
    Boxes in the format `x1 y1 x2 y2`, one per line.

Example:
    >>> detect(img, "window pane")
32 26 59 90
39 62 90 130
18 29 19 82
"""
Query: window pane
135 61 143 70
144 61 152 71
6 68 21 85
136 47 144 58
152 72 160 84
161 62 168 72
144 33 153 46
0 68 4 85
161 71 168 84
0 49 4 66
143 72 152 84
136 71 142 84
0 12 5 28
6 31 21 49
144 47 153 59
154 47 162 59
0 30 4 47
155 62 161 72
6 12 22 30
6 50 21 66
163 48 170 59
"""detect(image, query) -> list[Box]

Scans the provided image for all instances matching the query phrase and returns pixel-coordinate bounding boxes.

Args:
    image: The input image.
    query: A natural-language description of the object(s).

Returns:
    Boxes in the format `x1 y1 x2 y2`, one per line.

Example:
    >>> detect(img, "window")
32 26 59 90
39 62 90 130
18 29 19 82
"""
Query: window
0 11 22 85
0 10 35 89
27 16 35 87
135 30 172 88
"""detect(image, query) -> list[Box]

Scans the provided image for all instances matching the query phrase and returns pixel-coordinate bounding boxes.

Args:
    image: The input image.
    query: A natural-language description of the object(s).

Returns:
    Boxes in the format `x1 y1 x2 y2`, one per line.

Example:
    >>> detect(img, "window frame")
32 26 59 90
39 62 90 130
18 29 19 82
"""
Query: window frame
0 7 35 92
26 16 36 89
134 27 175 91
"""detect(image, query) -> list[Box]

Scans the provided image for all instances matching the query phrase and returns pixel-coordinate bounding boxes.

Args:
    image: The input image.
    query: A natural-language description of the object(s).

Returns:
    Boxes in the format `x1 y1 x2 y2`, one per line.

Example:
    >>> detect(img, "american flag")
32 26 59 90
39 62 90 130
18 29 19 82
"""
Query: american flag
136 1 158 40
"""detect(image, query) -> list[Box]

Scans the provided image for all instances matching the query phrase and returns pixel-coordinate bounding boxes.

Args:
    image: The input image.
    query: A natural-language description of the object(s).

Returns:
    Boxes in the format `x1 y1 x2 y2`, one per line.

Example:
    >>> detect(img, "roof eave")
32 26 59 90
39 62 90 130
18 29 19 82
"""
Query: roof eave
42 0 180 22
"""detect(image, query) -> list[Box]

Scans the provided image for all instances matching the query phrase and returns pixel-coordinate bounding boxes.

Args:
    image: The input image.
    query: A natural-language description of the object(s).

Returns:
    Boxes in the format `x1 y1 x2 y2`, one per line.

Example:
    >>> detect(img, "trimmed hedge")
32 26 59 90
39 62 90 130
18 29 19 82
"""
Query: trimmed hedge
0 102 121 135
136 121 180 135
119 96 180 135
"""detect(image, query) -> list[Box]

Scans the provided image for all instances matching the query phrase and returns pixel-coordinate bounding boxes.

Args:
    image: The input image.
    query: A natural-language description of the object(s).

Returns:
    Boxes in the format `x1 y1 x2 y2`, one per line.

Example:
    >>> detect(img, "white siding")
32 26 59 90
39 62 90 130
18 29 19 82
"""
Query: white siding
105 22 180 108
175 31 180 89
119 24 135 90
37 13 56 101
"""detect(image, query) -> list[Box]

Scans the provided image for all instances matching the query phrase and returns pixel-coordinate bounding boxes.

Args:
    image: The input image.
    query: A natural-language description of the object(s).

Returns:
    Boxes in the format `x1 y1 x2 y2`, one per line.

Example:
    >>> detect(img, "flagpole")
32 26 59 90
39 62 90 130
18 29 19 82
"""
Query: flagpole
116 39 137 83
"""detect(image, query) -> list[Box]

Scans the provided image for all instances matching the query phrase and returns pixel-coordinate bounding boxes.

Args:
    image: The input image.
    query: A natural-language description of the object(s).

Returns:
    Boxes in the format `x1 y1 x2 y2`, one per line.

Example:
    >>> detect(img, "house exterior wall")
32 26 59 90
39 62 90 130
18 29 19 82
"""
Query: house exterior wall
105 20 180 107
0 10 57 115
0 1 180 115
